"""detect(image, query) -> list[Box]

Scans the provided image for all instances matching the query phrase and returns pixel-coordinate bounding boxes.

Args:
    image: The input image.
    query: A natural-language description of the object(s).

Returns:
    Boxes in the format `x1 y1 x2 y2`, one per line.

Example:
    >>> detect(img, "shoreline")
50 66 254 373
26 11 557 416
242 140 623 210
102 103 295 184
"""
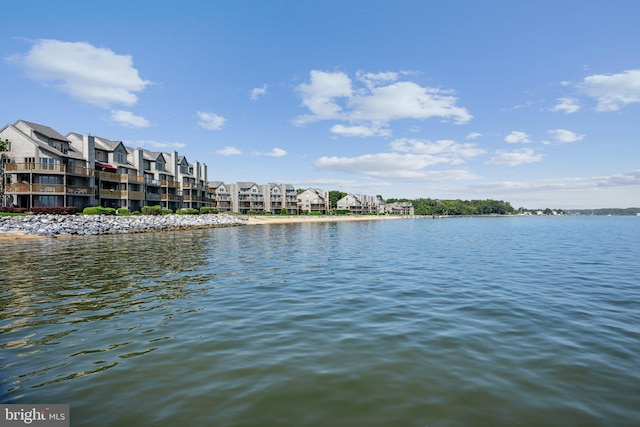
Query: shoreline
242 214 412 225
0 214 414 241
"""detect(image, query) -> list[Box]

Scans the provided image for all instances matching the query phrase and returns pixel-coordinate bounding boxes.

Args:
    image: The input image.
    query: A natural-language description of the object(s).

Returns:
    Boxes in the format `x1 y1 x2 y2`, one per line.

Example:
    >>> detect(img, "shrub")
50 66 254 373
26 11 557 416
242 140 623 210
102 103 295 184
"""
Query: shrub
309 211 322 216
117 207 130 215
31 206 78 215
161 209 173 215
141 205 162 215
1 206 27 214
200 206 219 215
82 206 116 215
176 208 199 215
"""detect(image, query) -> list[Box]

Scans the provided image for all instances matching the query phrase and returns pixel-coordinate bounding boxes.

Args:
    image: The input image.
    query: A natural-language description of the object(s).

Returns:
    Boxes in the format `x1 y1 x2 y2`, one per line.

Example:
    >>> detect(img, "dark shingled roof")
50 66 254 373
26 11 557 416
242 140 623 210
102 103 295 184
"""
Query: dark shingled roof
19 120 69 142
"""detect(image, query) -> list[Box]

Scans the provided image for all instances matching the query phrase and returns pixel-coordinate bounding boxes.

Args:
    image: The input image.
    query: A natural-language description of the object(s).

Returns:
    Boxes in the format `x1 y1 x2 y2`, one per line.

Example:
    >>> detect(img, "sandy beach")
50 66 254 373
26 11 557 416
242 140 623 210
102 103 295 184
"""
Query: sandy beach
0 231 50 241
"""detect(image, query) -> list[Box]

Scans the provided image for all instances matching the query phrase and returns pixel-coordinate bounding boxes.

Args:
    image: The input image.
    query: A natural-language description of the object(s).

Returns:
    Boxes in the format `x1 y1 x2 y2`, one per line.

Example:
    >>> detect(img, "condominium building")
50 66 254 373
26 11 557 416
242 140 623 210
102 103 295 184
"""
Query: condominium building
297 188 330 214
381 201 415 215
208 181 299 214
0 120 209 211
336 193 381 215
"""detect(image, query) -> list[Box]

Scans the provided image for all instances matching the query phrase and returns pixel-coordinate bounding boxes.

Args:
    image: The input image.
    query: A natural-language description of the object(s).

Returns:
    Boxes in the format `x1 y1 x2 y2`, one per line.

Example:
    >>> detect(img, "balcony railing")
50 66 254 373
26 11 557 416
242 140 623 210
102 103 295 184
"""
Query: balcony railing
161 194 181 201
5 163 94 176
5 183 93 195
146 193 161 201
145 179 161 187
96 171 120 181
99 189 125 198
128 191 145 200
124 174 144 183
161 180 180 188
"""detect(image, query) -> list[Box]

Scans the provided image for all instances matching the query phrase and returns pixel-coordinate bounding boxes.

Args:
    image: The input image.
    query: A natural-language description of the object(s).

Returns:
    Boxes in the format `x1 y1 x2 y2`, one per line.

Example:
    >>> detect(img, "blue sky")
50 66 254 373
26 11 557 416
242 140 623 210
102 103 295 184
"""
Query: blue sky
1 1 639 209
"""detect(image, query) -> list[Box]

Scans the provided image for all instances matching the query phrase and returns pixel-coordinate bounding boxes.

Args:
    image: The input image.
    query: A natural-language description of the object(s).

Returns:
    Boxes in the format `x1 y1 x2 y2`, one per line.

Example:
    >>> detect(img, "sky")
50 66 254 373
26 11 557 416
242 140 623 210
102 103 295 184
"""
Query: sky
1 0 639 209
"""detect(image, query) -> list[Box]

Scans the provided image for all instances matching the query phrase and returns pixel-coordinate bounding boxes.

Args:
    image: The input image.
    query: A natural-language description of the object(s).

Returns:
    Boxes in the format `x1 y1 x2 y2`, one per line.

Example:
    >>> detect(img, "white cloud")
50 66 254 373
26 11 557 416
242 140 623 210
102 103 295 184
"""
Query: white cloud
260 148 287 157
197 111 226 130
349 81 472 124
294 70 353 125
466 132 482 140
7 39 150 108
548 129 585 143
330 124 391 137
487 148 544 166
389 138 485 159
505 131 531 144
250 84 267 100
313 137 483 181
550 97 581 114
132 140 186 149
110 110 150 128
315 153 476 180
356 70 399 89
216 146 242 156
294 70 472 131
581 69 640 111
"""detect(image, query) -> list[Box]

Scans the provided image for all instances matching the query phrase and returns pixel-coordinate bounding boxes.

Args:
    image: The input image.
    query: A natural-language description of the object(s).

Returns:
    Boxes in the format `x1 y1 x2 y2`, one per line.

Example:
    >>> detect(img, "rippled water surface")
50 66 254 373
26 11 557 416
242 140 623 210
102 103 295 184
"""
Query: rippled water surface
1 216 639 426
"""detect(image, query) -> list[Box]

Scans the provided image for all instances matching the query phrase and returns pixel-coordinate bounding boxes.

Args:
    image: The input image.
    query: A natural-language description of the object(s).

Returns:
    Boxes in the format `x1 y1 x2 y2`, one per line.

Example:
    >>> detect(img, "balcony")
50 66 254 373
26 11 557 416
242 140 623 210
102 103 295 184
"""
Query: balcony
146 193 161 201
161 180 180 188
100 189 125 199
128 191 145 200
5 163 94 176
124 174 144 183
161 194 181 201
96 171 120 182
145 178 161 187
5 183 93 195
183 195 206 202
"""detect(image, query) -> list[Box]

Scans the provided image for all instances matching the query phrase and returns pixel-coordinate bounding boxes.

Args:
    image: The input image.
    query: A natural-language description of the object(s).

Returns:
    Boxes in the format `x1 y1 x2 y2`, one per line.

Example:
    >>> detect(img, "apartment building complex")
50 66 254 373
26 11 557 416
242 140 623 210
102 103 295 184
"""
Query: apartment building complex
1 119 414 216
208 181 299 214
0 120 209 211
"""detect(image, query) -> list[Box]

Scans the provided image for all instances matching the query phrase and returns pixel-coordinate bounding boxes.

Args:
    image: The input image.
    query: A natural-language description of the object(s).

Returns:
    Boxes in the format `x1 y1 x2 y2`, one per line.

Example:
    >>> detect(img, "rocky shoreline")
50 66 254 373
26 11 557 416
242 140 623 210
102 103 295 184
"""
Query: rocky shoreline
0 214 245 237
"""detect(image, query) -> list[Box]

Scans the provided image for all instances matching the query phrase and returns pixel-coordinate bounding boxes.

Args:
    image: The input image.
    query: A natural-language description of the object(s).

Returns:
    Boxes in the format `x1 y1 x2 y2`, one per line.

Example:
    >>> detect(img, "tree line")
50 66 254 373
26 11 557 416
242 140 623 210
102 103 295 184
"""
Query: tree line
384 197 515 216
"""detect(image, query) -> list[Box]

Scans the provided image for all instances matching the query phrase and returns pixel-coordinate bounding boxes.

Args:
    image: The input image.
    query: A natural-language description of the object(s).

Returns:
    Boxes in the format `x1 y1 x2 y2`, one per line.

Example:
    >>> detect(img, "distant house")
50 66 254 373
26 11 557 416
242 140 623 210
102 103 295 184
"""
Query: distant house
337 193 381 214
381 201 414 215
297 188 330 214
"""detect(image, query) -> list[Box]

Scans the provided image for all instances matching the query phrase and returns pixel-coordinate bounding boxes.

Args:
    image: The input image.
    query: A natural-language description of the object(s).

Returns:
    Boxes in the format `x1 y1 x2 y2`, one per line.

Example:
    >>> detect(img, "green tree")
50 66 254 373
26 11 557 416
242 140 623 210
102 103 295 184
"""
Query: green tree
328 190 347 208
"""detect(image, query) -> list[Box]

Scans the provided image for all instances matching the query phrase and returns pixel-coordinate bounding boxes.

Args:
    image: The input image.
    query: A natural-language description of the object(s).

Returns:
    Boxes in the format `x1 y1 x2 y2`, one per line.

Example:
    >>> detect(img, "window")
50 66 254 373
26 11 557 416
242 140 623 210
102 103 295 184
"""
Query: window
157 160 165 171
39 176 62 184
116 151 125 164
143 160 151 171
36 195 59 206
40 158 59 170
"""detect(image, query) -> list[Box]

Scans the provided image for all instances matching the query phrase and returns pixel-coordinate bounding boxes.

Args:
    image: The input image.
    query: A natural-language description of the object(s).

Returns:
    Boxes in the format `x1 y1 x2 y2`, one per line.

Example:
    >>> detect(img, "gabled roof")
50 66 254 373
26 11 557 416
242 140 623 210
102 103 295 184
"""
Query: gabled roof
11 121 85 160
93 136 124 152
18 120 68 142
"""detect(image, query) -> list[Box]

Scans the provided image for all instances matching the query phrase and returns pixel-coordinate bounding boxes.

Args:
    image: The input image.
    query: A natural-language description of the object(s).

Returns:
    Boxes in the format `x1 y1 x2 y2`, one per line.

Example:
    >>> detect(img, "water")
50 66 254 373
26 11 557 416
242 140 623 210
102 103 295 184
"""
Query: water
1 216 639 426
